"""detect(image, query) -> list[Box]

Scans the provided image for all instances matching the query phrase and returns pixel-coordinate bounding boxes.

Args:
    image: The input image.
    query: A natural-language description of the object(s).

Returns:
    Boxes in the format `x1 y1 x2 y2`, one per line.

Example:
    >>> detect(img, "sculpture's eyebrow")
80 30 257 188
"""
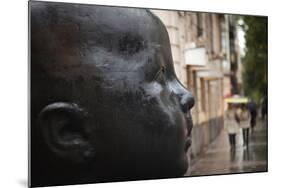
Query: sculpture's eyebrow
146 43 162 48
146 43 166 54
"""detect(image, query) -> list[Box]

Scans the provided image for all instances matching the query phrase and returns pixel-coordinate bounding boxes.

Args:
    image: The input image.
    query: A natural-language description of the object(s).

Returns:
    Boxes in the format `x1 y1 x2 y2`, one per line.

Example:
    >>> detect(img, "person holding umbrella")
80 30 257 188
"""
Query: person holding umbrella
238 104 251 147
224 103 240 150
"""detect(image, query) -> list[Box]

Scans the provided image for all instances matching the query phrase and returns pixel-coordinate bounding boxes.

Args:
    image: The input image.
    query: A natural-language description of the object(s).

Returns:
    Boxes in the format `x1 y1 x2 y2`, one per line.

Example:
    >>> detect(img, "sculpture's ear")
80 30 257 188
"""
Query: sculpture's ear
38 102 95 163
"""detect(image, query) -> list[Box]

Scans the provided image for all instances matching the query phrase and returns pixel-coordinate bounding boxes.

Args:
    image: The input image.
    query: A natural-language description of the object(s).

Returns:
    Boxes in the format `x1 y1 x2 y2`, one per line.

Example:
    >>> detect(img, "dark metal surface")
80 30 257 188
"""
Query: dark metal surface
30 1 194 187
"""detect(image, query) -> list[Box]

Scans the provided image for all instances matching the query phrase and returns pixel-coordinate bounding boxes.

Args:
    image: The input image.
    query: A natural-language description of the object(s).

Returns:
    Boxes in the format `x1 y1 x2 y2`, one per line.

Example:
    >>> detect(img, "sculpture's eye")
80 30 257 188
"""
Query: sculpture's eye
119 34 146 55
154 66 167 85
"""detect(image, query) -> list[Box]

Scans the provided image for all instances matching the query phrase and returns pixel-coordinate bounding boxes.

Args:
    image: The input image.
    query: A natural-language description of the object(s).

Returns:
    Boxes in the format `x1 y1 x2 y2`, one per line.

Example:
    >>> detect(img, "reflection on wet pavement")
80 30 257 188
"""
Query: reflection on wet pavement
185 119 267 176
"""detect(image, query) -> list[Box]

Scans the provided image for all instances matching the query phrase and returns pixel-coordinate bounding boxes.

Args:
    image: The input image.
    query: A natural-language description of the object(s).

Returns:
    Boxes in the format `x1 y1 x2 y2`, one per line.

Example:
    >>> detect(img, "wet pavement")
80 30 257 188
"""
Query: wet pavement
185 119 267 176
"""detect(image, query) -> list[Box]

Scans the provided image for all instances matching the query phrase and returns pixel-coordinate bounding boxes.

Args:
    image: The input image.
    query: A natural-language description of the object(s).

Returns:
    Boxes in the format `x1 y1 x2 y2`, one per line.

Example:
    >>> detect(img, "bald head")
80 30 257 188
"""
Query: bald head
30 1 194 187
31 2 170 68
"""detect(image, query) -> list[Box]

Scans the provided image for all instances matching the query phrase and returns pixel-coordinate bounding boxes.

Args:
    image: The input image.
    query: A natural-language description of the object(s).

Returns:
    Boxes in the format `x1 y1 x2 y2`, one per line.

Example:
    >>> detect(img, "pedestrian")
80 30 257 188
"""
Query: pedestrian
224 103 240 150
247 99 257 132
261 95 267 122
238 104 251 147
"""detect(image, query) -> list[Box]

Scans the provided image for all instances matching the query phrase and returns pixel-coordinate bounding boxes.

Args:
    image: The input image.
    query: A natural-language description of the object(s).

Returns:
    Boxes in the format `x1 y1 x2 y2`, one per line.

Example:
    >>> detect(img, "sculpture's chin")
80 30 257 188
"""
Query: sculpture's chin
179 153 189 175
164 152 189 177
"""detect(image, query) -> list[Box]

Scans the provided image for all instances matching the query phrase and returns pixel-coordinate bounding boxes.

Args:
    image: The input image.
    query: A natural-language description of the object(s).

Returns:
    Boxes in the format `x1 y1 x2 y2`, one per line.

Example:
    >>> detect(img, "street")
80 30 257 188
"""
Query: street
185 119 267 176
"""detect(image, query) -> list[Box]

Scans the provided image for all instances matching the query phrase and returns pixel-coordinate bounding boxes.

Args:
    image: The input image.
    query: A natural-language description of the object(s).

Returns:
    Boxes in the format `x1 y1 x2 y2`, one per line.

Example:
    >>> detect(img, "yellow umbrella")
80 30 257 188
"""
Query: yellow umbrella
224 97 249 104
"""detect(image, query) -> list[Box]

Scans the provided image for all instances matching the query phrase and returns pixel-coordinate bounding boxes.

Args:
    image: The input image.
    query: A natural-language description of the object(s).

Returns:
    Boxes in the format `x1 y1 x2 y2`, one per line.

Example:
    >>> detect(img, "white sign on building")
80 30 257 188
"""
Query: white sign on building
184 47 207 66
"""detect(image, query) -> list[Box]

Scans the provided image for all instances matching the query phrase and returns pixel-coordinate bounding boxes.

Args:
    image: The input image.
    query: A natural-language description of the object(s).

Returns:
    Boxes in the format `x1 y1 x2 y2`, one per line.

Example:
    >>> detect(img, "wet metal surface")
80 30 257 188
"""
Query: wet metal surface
185 119 267 176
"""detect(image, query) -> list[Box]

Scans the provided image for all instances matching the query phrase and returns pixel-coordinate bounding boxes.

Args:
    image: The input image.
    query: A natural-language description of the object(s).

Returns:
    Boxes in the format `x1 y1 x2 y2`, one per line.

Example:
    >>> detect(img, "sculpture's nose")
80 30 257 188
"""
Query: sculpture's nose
179 89 194 138
169 79 194 137
169 79 194 114
179 91 195 114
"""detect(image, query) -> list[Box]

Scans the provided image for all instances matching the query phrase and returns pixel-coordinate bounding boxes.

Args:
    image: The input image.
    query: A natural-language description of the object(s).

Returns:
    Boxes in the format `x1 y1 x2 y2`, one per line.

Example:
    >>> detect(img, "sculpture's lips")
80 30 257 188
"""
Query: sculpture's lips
184 112 193 152
184 137 192 152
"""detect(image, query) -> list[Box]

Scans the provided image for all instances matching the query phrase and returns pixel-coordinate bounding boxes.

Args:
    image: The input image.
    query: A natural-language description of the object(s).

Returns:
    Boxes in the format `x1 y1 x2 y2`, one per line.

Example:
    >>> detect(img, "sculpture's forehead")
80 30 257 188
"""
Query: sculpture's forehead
31 2 171 77
87 6 161 35
32 2 166 43
79 6 165 44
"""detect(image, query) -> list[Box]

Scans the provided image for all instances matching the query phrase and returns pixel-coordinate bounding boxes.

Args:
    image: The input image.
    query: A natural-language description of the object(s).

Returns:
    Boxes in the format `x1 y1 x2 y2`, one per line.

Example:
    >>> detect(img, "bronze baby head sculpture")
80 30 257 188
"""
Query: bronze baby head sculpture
30 1 194 186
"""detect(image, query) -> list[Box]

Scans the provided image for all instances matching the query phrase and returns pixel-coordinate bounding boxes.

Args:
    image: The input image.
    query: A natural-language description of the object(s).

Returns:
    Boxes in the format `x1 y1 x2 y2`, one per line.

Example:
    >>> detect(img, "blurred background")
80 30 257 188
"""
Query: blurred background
151 9 267 176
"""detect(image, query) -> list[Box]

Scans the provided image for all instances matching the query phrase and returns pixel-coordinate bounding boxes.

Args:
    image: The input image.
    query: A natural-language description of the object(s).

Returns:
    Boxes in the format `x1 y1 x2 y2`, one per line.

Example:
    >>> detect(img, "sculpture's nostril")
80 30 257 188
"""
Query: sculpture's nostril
180 93 195 113
188 95 195 109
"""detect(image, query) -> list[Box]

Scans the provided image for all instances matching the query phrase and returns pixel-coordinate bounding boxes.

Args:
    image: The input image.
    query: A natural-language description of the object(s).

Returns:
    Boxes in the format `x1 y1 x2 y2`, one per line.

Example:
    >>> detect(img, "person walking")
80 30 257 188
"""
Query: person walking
247 99 257 132
224 103 240 150
261 95 267 123
238 104 251 147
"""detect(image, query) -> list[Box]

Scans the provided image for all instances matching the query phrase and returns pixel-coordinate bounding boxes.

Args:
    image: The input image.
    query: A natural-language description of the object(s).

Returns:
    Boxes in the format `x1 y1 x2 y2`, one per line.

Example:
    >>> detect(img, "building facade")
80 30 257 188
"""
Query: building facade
151 10 240 159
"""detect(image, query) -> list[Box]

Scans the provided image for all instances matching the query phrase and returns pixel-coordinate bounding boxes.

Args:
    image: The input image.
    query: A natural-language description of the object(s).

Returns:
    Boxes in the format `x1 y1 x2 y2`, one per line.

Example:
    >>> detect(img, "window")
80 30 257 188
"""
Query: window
200 78 207 112
209 14 214 54
196 13 203 37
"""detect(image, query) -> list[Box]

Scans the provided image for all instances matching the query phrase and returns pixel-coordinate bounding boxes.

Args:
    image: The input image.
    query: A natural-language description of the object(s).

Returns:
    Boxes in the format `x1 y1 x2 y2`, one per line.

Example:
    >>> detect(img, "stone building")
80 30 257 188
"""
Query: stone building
151 9 240 159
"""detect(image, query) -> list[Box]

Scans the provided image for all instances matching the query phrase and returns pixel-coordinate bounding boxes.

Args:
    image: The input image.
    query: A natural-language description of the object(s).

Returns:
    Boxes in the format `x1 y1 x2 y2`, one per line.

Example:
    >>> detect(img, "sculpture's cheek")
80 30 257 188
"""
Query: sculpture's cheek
83 81 189 175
